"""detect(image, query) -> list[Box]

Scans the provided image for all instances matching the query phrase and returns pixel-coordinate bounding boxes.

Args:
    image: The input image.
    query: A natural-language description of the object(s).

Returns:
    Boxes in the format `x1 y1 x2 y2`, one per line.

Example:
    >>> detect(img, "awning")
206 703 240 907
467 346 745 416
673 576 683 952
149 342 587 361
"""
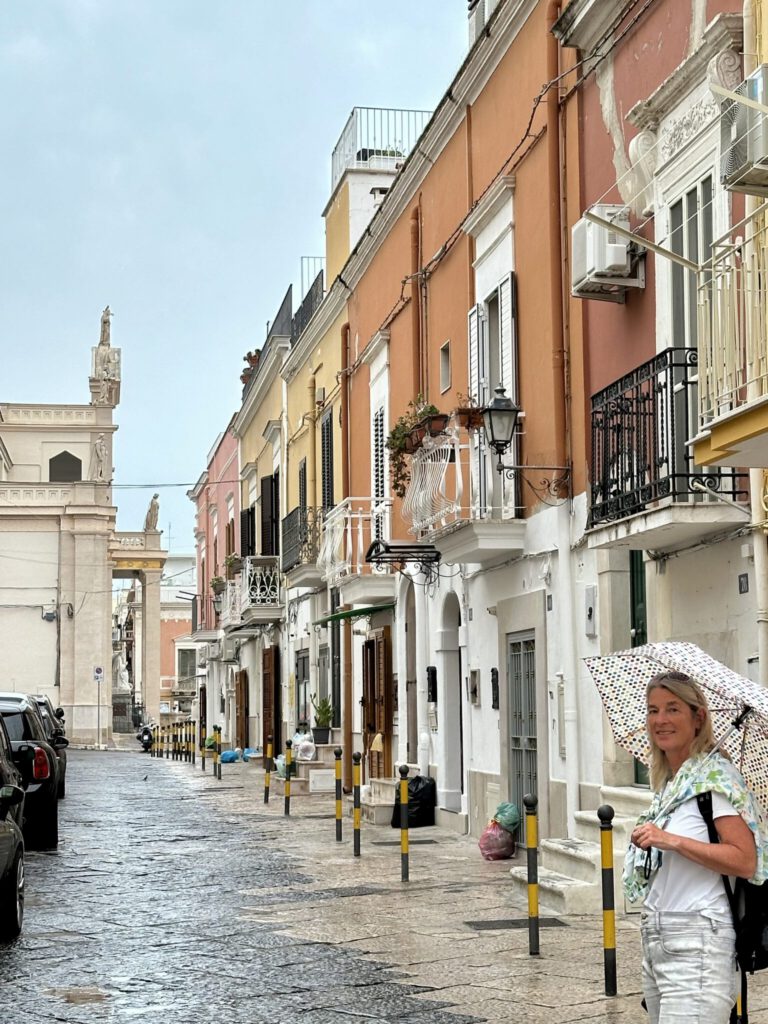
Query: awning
313 603 395 627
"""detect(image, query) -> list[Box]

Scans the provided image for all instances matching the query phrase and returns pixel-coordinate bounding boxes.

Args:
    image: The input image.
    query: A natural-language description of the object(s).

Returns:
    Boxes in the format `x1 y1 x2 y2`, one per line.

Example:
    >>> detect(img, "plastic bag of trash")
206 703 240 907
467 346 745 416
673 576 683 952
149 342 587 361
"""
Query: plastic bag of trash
296 738 316 761
220 749 238 763
243 747 260 761
479 820 516 860
275 754 286 778
291 730 310 749
390 775 436 828
492 802 520 835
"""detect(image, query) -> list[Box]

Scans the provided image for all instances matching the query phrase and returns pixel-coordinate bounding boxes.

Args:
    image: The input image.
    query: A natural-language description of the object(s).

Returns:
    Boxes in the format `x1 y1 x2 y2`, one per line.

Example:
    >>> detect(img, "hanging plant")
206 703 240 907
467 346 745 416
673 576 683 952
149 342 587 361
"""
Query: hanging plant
385 396 441 499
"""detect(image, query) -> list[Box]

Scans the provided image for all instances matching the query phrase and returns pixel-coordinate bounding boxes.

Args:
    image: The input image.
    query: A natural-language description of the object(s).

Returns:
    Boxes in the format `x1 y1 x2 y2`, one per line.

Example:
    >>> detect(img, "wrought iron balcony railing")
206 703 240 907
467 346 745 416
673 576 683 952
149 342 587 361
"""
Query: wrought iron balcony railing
281 506 326 574
590 346 748 529
318 498 393 586
240 555 281 610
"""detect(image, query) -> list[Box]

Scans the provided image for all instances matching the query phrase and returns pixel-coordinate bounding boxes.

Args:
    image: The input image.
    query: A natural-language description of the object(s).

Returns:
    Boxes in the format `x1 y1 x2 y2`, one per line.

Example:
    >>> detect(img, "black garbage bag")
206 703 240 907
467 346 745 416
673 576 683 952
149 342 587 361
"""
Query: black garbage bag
391 775 436 828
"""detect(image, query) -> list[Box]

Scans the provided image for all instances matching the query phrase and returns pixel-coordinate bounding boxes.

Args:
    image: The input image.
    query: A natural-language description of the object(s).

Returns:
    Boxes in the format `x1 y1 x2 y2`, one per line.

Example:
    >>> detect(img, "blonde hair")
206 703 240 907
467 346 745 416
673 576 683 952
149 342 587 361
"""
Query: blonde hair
646 671 717 791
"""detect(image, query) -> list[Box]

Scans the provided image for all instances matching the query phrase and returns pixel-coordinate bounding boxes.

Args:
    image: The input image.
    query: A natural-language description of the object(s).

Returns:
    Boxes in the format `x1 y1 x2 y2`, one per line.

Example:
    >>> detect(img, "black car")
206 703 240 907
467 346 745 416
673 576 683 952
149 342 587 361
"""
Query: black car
31 695 67 798
0 783 24 941
0 717 25 831
0 695 66 850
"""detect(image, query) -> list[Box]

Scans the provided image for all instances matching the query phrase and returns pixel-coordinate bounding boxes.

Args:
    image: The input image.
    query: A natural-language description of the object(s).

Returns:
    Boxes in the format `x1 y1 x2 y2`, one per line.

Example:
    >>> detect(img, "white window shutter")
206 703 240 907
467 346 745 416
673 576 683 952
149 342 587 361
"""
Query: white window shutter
499 273 517 401
468 305 480 404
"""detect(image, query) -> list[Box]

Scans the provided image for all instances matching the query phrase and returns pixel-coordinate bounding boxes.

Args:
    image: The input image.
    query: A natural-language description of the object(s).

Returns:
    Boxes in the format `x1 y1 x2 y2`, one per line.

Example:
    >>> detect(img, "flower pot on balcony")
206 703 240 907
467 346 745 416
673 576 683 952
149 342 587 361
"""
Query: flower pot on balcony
225 556 243 578
408 424 427 449
454 407 484 431
210 577 226 595
423 412 450 436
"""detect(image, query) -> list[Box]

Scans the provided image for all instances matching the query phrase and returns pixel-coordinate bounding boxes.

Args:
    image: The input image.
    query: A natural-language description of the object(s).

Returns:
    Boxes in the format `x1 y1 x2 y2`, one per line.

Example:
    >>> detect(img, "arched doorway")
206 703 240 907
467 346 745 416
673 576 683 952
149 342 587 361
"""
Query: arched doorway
438 591 463 811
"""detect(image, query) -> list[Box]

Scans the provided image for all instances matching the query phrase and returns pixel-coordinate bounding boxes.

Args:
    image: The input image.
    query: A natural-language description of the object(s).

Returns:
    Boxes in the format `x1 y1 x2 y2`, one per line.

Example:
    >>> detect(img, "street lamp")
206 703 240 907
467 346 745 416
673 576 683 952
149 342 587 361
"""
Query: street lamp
212 593 223 615
481 384 521 473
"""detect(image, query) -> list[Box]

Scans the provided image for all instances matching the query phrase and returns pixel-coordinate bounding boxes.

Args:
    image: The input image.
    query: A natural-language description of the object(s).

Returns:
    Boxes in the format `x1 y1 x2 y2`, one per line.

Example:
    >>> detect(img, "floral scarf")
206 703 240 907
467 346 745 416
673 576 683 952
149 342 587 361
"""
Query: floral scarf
623 752 768 903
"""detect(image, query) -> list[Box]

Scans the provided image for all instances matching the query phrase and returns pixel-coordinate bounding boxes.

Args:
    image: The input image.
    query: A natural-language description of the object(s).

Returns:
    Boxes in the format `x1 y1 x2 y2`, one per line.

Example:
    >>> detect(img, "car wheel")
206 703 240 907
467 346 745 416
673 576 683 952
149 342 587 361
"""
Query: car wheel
0 851 24 941
30 798 58 850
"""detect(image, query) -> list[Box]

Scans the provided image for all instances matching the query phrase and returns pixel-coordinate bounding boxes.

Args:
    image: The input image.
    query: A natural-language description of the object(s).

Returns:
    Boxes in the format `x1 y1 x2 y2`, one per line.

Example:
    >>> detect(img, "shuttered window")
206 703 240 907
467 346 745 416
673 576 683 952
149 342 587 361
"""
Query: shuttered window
321 412 334 510
373 407 385 500
260 475 275 556
298 458 307 511
240 506 256 557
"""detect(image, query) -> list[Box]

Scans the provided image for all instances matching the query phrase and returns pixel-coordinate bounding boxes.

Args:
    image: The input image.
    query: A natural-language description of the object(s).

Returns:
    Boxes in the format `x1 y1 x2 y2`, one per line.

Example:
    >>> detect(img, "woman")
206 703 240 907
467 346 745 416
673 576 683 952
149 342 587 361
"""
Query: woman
625 671 768 1024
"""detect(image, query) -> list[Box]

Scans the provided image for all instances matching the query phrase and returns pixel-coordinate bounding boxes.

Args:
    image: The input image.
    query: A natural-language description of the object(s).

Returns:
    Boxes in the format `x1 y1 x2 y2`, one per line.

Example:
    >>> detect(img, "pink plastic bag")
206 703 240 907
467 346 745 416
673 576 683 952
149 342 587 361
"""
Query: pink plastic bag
478 820 516 860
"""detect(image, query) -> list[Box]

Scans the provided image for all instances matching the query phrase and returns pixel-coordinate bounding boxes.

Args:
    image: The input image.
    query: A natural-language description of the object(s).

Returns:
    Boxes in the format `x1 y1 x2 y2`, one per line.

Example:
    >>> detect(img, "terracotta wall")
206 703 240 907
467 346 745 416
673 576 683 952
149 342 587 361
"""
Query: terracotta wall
161 618 190 677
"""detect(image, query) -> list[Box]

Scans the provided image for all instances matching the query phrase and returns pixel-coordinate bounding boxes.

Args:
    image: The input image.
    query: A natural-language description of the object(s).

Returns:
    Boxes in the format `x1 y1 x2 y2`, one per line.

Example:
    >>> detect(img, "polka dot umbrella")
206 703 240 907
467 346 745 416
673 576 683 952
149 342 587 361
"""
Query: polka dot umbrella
585 641 768 809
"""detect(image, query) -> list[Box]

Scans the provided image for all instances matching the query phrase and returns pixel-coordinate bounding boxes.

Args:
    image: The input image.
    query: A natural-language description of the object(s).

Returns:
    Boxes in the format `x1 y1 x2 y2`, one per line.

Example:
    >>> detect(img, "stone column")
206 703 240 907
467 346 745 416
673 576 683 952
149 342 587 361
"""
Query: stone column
597 549 633 787
141 570 162 721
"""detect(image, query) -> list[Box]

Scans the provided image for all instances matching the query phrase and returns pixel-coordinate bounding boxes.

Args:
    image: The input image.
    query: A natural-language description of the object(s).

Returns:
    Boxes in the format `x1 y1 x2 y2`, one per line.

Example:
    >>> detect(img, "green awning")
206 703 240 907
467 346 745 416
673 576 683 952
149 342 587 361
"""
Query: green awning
313 603 395 627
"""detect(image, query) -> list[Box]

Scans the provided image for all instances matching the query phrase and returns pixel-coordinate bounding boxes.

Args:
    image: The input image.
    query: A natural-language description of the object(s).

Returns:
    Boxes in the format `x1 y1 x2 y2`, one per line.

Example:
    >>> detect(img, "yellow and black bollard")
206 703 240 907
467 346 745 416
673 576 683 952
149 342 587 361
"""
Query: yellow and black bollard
216 725 223 781
200 720 206 772
598 805 617 997
352 751 362 857
187 722 192 763
334 747 343 842
183 722 188 763
398 764 410 882
523 793 540 956
190 721 196 766
211 726 219 779
165 725 170 760
264 735 272 804
284 739 292 816
173 722 178 761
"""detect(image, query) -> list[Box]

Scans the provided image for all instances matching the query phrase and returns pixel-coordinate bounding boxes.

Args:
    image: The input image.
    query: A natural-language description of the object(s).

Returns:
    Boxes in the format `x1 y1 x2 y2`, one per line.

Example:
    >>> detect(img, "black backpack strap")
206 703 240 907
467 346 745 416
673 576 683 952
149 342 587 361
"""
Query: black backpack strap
696 791 737 912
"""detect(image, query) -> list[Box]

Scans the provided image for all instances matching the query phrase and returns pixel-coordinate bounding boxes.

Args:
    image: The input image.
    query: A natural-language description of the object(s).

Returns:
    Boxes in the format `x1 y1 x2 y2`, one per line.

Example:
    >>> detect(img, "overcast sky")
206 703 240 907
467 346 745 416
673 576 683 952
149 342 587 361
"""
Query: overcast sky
0 1 466 552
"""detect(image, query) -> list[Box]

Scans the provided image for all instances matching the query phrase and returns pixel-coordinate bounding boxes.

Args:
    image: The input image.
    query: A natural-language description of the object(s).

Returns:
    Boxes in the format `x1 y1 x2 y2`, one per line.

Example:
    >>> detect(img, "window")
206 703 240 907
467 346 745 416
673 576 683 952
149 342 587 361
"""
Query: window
372 406 386 539
670 174 713 348
240 505 256 556
49 451 82 482
321 412 334 509
260 471 280 555
468 273 517 404
440 341 451 393
298 458 307 511
177 649 196 684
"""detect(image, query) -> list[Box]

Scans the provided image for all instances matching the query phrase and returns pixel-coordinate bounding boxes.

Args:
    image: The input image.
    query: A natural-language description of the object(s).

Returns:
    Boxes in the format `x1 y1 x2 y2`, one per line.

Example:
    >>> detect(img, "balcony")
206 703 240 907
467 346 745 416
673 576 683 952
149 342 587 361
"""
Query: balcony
190 594 220 640
281 506 325 588
240 556 282 623
401 419 526 567
318 498 395 605
218 580 242 629
695 209 768 467
588 347 749 551
330 106 432 194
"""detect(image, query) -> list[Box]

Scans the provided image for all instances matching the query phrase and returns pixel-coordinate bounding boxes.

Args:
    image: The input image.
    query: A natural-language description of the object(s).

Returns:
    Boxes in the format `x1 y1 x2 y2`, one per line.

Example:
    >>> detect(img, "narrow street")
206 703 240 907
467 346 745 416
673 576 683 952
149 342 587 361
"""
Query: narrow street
0 750 660 1024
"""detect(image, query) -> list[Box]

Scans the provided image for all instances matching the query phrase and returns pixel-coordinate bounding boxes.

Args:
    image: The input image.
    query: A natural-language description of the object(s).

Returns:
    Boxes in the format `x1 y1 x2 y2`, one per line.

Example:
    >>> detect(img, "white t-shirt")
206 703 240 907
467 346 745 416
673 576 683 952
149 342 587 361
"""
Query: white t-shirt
644 791 737 914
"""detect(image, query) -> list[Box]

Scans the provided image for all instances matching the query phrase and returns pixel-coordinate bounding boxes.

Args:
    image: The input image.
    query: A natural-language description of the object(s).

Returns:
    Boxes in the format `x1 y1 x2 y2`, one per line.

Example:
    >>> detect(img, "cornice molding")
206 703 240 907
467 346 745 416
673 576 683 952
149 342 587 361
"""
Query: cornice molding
262 419 281 447
232 337 290 437
553 0 634 52
627 14 743 130
359 329 390 368
463 175 515 238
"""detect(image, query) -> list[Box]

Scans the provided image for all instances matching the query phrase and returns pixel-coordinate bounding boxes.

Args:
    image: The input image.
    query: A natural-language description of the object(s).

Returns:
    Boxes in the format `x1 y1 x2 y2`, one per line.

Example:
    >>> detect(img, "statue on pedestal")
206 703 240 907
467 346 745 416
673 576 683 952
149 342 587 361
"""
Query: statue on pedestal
89 433 109 482
95 306 113 378
144 493 160 531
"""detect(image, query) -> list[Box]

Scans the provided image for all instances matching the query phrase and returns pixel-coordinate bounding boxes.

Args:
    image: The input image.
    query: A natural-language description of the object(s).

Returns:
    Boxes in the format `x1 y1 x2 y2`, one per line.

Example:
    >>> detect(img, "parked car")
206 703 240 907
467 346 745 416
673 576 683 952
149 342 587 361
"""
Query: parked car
0 784 24 940
0 694 66 850
0 717 25 830
31 695 67 798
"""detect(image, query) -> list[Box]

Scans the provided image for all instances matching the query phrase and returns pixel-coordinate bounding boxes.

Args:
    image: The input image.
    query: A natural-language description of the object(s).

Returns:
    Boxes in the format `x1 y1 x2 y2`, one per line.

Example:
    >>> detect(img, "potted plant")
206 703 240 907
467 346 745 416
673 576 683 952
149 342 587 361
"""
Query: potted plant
224 552 243 578
454 393 484 431
385 396 441 499
210 575 226 595
310 694 334 745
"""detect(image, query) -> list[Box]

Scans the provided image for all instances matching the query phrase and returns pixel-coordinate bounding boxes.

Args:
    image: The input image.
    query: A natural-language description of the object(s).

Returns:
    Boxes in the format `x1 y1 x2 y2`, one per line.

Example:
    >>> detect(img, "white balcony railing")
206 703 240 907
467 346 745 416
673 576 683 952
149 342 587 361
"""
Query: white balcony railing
698 205 768 428
240 556 281 611
318 498 393 586
219 580 241 628
330 107 433 193
402 421 519 537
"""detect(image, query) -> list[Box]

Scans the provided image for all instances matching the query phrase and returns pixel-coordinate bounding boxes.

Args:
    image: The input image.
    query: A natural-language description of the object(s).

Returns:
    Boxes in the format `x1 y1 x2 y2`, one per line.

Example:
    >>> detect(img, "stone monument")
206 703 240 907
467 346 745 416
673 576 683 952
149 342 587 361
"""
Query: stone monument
90 305 122 407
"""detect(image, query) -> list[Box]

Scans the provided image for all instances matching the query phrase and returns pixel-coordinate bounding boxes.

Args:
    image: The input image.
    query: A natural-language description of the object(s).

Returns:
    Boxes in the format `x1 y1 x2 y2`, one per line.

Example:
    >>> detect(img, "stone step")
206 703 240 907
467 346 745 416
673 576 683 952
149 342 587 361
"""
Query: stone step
573 809 636 848
540 837 601 885
509 864 596 916
600 785 652 820
270 776 309 797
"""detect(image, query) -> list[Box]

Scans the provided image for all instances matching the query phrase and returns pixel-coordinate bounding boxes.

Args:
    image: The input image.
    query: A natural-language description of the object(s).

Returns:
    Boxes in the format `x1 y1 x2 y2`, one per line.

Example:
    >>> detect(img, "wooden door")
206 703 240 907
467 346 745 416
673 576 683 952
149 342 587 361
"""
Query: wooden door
363 626 392 779
235 670 249 750
262 645 282 755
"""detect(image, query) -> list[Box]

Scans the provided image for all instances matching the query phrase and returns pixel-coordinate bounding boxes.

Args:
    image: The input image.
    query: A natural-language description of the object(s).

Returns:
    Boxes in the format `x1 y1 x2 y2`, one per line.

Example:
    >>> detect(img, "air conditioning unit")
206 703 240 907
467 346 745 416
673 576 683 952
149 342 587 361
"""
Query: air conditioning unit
197 644 209 669
721 64 768 196
221 636 240 663
571 204 645 303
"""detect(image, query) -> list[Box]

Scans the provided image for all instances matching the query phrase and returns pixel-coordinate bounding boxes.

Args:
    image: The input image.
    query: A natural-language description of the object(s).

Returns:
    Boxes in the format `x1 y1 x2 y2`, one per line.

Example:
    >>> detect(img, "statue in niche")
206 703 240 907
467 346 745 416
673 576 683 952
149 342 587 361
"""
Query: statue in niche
113 650 131 692
144 493 160 531
89 433 109 481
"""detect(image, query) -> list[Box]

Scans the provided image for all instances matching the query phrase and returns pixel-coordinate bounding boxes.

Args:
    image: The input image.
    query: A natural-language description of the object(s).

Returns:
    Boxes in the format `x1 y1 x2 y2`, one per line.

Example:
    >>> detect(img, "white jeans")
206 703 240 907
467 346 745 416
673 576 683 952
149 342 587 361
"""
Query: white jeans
641 910 738 1024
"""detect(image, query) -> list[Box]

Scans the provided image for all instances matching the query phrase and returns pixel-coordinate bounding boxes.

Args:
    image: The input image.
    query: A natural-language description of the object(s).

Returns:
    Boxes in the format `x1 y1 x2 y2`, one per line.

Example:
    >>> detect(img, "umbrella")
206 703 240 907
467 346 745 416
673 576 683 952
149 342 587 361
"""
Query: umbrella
584 641 768 809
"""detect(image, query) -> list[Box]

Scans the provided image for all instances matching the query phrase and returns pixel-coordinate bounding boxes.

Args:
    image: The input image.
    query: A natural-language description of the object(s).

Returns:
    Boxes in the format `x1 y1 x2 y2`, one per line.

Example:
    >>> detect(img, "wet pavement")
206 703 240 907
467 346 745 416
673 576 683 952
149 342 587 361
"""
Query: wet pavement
5 750 768 1023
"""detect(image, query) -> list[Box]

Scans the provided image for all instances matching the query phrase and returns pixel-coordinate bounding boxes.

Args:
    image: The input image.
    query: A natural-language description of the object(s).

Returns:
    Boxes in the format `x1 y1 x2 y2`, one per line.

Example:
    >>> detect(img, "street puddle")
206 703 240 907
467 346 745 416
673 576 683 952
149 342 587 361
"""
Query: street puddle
46 986 110 1004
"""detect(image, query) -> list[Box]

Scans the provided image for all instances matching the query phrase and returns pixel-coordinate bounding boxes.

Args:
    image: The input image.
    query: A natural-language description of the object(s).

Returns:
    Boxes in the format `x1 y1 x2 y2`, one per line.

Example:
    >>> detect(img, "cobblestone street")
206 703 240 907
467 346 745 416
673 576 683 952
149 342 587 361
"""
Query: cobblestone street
4 750 768 1024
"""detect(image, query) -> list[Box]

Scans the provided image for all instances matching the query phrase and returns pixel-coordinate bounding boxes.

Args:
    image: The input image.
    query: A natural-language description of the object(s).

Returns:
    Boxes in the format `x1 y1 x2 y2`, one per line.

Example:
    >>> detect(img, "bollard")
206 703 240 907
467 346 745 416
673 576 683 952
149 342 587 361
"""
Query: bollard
598 805 617 997
184 722 188 763
211 726 218 779
334 747 343 842
352 752 362 857
187 722 192 763
523 793 540 956
165 725 170 760
173 722 178 761
284 739 292 816
200 720 206 772
216 726 222 781
191 721 196 766
264 735 272 804
399 764 410 882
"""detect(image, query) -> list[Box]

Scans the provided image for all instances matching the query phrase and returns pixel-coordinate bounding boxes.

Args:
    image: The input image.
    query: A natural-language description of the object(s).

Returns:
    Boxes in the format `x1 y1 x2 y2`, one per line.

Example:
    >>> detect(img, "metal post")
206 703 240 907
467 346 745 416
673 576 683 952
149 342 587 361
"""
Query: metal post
352 752 362 856
284 739 292 816
598 805 617 997
264 735 272 804
211 726 218 778
334 747 343 842
191 720 196 765
200 720 206 772
399 764 410 882
165 725 169 760
523 793 540 956
216 725 222 781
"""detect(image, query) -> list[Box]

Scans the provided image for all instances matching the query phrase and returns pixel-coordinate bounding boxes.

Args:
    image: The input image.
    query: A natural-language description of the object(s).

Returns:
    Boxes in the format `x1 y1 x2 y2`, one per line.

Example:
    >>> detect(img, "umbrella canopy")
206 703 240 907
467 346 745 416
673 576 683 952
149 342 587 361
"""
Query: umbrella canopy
585 641 768 808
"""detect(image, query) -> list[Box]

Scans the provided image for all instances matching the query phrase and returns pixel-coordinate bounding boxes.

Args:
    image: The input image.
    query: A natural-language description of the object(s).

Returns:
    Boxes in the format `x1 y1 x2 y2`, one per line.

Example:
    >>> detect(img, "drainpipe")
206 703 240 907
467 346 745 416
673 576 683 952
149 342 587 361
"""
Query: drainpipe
341 322 353 787
743 0 768 682
410 209 422 398
547 0 579 833
307 372 317 508
466 104 476 308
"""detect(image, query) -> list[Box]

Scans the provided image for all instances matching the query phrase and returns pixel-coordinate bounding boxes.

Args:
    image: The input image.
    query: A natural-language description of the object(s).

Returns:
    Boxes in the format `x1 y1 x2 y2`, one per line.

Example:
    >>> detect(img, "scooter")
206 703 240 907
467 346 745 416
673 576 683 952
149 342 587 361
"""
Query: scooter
137 726 153 753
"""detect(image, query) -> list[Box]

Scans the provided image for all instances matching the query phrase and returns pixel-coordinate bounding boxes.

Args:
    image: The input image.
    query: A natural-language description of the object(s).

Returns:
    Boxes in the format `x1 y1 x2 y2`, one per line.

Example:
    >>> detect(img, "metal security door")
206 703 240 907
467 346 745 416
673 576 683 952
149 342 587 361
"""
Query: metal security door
262 646 281 755
507 632 537 836
295 651 310 731
235 670 249 750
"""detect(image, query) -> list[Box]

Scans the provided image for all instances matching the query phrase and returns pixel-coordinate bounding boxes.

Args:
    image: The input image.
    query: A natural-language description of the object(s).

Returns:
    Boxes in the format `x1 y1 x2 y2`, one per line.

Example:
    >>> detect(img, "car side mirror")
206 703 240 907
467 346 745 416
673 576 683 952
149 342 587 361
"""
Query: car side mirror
52 736 69 749
0 784 24 818
55 708 65 720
